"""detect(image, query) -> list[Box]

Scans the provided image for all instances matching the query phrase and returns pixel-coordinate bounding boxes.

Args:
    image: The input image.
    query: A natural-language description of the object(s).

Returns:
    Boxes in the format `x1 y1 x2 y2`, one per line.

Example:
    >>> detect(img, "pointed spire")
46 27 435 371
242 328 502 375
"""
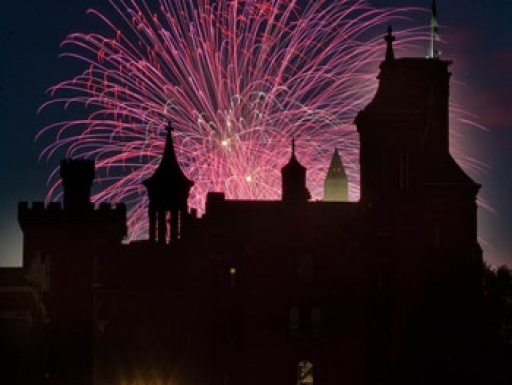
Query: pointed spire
283 137 304 170
281 138 310 203
148 121 191 184
161 121 177 164
144 121 194 243
324 148 348 202
327 148 347 178
384 25 395 61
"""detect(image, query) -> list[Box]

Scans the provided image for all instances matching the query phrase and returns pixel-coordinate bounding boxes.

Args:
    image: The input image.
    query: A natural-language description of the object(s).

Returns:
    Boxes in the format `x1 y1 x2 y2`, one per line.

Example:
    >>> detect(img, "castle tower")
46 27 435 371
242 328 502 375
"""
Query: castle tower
18 159 126 385
60 159 95 211
281 139 311 203
323 148 348 202
355 26 478 203
355 26 482 384
144 122 193 243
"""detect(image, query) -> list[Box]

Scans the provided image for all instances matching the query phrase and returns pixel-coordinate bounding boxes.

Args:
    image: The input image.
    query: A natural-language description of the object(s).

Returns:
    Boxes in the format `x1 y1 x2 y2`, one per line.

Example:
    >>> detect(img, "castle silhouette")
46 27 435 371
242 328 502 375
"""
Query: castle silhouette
1 28 483 385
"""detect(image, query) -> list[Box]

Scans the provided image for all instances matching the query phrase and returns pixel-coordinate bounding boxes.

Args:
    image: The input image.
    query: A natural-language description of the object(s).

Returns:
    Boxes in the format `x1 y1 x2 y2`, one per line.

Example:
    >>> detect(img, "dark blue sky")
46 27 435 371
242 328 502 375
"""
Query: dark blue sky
0 0 510 266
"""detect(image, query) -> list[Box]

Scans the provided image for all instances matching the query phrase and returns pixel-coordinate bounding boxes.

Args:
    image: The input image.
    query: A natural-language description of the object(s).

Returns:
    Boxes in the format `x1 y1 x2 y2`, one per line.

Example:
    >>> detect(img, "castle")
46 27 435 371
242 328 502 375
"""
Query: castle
1 28 483 385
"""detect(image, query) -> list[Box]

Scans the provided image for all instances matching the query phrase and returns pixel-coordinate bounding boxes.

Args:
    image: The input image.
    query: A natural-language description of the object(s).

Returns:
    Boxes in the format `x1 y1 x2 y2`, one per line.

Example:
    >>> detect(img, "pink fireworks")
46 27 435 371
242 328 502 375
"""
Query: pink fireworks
39 0 427 239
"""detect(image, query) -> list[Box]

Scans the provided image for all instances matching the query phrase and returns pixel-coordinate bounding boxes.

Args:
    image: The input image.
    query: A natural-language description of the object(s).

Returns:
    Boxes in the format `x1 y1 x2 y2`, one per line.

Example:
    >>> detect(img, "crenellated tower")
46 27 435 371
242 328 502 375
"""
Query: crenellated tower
144 122 194 243
18 159 126 385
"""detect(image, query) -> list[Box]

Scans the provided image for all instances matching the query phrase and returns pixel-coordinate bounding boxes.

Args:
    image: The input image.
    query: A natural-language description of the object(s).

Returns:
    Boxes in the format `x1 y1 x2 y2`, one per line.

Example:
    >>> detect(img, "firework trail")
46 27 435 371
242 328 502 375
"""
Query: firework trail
39 0 429 239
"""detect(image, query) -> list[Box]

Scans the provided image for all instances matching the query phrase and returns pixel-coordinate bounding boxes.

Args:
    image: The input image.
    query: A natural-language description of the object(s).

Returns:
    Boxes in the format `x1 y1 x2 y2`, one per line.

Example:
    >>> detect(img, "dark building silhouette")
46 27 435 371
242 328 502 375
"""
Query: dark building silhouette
3 28 484 385
281 138 311 203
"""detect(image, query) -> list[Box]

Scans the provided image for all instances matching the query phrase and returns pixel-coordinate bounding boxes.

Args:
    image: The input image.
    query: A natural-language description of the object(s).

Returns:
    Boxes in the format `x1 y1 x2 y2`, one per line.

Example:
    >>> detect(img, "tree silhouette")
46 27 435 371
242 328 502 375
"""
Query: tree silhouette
482 264 512 384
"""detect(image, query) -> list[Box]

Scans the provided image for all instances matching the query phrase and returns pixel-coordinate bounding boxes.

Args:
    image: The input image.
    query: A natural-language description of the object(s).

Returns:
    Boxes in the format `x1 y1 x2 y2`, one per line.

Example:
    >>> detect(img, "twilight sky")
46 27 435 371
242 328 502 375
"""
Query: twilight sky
0 0 510 266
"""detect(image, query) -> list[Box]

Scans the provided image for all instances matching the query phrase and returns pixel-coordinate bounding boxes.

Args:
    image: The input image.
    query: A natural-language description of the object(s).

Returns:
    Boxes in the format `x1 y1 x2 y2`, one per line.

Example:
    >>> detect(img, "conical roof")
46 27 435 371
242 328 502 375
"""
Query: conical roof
281 138 306 172
144 122 193 206
281 138 310 202
326 148 347 179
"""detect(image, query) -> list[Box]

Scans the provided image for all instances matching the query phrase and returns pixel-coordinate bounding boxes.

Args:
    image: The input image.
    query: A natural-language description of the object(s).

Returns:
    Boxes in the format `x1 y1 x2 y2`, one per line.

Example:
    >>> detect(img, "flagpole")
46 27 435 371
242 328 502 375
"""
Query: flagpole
429 27 434 58
429 0 438 59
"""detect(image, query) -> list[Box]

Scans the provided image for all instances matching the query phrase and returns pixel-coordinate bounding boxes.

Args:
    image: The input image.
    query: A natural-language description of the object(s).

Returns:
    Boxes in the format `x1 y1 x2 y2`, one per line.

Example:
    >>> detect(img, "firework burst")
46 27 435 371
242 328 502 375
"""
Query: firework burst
39 0 427 239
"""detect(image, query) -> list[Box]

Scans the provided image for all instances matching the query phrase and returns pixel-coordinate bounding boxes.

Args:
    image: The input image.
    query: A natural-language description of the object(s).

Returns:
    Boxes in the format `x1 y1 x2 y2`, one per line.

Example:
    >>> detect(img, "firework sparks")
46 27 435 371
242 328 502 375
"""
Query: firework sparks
39 0 428 240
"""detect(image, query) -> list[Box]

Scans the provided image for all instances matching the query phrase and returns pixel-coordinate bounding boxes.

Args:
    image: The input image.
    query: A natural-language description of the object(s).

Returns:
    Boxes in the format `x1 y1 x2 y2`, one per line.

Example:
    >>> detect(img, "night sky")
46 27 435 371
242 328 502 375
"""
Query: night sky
0 1 510 266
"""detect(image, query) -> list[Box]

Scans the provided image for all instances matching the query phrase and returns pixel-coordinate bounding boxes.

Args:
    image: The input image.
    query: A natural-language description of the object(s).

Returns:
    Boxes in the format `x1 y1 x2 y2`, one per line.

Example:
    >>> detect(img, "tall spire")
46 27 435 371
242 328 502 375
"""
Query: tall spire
429 0 440 58
162 121 177 162
323 148 348 202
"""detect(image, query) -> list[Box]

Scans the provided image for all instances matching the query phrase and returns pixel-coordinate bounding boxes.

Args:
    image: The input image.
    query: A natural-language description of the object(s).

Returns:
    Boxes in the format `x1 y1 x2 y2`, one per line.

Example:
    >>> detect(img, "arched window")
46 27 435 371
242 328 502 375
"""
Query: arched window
297 360 314 385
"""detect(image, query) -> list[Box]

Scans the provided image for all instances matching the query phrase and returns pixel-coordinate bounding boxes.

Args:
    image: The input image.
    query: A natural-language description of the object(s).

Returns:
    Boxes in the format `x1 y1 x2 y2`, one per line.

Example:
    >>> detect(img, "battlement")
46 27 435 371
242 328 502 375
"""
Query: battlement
18 201 126 216
18 200 127 248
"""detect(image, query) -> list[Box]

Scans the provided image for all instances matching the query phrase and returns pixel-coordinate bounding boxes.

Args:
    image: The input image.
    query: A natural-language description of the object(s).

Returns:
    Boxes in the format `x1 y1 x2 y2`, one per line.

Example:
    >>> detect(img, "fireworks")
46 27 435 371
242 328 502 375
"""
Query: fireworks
39 0 426 240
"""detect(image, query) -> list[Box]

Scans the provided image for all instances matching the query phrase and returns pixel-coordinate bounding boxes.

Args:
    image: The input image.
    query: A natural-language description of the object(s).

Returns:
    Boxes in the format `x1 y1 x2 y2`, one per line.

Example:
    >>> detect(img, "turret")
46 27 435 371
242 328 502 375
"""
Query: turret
60 159 95 211
323 148 348 202
281 139 310 203
144 122 194 243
